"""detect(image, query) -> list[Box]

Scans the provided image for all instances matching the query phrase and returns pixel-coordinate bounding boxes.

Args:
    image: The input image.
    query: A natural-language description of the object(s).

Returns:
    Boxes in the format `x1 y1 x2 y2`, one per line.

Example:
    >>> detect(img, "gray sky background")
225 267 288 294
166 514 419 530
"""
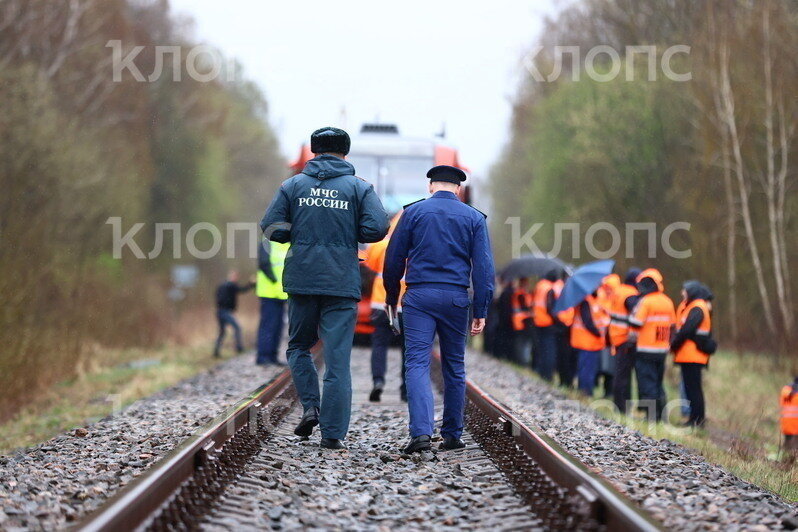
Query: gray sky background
169 0 561 178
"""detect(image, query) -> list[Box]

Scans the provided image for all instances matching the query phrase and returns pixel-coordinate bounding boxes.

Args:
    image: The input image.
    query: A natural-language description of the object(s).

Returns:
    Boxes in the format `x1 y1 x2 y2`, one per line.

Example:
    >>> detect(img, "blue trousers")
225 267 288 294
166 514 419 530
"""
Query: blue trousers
536 326 557 382
577 349 601 397
402 285 470 440
257 297 285 364
215 309 243 354
286 294 357 440
635 354 667 421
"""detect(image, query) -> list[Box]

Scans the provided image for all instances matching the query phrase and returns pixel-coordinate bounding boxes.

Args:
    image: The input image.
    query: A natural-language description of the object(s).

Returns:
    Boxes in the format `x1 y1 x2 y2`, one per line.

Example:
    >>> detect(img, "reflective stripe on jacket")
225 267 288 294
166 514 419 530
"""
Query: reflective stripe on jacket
609 284 638 347
674 299 711 364
629 291 676 354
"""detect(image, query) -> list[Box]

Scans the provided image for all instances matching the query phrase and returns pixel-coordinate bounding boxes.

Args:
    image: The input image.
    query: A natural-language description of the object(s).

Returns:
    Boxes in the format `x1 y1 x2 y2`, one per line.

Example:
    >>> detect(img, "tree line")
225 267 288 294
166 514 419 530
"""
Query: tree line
491 0 798 362
0 0 286 420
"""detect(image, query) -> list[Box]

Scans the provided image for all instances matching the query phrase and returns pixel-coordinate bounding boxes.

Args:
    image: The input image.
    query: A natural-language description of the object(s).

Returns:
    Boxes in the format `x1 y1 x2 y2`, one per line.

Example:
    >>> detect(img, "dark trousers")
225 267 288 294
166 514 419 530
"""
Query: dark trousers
577 349 601 397
536 326 557 382
403 286 470 440
612 343 636 413
493 327 514 360
556 330 577 388
513 330 533 366
635 354 667 421
287 294 357 440
680 362 706 426
215 309 243 355
371 309 406 394
257 297 285 364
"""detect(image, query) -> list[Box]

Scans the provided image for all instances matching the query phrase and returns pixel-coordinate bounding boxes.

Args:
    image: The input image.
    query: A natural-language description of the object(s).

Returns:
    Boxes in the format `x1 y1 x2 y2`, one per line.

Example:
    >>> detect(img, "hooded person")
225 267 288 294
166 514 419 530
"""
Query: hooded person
260 127 390 450
672 281 715 427
628 268 676 422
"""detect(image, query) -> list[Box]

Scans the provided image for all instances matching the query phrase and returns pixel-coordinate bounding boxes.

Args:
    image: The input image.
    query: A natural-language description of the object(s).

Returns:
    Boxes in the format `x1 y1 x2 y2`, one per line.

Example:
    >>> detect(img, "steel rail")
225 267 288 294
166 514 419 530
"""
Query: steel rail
78 362 298 532
457 355 662 532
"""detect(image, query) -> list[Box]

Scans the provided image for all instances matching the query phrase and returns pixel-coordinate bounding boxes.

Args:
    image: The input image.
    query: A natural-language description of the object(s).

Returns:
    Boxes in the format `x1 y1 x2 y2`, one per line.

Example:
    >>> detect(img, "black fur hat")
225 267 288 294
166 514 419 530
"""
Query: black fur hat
310 127 351 155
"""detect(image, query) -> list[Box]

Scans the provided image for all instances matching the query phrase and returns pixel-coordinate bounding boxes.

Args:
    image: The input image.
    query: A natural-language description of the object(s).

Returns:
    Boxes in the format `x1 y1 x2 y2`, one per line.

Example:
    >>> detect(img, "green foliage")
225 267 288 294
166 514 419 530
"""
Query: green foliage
0 1 285 420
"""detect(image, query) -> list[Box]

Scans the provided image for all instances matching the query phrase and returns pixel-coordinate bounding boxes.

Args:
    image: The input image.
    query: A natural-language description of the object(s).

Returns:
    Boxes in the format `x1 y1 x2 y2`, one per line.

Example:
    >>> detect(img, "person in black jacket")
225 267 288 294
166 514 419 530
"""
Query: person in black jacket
214 270 255 358
260 127 389 450
671 280 715 427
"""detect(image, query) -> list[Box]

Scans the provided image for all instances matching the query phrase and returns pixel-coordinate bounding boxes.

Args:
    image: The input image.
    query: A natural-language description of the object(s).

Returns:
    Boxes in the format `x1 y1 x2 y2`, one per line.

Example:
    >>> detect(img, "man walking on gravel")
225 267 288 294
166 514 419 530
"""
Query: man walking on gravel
260 127 389 450
384 165 495 454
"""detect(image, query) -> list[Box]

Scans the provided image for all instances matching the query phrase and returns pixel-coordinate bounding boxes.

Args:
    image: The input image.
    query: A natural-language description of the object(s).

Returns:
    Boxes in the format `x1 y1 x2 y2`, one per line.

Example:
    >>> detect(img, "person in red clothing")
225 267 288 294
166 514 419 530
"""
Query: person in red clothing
780 377 798 461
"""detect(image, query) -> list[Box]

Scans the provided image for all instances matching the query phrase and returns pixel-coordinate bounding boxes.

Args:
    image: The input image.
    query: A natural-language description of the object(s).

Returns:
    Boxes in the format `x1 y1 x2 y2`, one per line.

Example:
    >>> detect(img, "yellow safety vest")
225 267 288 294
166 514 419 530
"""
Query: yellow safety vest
257 241 289 300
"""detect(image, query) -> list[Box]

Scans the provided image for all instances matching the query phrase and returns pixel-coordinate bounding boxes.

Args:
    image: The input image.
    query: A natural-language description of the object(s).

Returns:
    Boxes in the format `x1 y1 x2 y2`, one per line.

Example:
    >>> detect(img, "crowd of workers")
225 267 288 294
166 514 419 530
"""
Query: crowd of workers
211 125 797 455
485 267 715 426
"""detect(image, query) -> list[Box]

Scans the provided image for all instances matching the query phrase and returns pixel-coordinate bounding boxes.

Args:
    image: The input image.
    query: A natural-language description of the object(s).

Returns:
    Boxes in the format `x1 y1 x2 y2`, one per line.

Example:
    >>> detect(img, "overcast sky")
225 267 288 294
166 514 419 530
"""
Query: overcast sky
169 0 561 178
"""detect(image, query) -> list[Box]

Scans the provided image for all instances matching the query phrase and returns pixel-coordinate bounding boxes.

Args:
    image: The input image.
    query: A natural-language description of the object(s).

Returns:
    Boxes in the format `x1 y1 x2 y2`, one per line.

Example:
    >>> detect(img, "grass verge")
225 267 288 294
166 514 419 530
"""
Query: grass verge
505 350 798 502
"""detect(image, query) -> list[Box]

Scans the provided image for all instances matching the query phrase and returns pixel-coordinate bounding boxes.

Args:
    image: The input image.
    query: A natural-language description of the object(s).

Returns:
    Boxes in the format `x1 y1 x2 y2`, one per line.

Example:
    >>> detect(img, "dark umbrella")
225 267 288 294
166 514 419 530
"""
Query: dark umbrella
553 259 615 313
500 254 567 281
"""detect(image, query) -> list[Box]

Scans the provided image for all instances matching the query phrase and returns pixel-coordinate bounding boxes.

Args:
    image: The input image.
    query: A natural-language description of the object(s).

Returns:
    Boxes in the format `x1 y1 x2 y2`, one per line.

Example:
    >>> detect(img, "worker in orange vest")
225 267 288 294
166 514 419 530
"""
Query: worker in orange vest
671 281 715 427
511 277 534 366
597 274 619 398
628 268 676 422
532 270 560 381
780 377 798 459
608 268 641 413
558 292 609 397
362 213 406 402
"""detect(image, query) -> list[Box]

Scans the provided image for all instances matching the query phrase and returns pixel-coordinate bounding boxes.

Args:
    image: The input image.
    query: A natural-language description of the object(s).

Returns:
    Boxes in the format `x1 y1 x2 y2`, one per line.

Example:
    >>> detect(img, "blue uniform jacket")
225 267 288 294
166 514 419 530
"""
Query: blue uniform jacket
383 191 495 318
260 155 389 300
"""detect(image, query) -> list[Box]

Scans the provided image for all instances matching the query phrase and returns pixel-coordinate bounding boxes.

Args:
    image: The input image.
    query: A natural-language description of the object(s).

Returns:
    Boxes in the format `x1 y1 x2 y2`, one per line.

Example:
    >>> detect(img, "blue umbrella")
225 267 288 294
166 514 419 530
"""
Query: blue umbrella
553 259 615 314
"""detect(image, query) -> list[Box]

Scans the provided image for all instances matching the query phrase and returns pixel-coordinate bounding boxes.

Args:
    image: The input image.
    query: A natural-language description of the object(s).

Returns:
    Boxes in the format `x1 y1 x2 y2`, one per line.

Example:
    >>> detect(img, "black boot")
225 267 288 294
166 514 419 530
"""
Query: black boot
402 435 431 454
369 381 384 402
439 437 466 451
294 407 319 437
320 438 346 450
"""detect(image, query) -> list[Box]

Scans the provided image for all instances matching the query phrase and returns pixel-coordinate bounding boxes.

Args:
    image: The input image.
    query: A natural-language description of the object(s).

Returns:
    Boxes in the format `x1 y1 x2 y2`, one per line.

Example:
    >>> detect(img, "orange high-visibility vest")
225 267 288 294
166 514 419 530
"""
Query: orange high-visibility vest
629 291 676 354
365 213 405 309
569 295 609 352
674 299 712 365
609 284 638 347
781 385 798 436
533 279 554 327
364 238 406 309
512 287 533 331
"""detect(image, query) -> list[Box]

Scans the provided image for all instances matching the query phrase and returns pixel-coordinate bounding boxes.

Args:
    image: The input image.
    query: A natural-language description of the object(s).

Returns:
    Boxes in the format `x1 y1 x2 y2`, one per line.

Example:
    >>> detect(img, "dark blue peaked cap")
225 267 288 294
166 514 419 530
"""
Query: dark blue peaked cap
427 165 466 184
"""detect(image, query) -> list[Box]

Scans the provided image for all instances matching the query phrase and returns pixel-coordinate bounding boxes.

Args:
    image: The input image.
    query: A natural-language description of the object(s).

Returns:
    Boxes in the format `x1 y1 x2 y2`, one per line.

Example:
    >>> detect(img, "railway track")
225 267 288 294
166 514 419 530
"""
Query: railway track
79 349 660 531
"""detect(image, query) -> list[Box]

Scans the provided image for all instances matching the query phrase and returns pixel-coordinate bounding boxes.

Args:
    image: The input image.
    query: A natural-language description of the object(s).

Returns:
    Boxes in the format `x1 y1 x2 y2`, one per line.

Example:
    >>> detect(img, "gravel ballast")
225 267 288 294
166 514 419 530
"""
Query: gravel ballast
467 350 798 531
0 354 281 530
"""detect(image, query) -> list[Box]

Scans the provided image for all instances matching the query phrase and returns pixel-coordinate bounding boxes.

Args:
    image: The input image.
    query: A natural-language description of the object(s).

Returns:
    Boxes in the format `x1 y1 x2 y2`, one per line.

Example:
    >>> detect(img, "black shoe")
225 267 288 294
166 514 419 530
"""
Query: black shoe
369 382 384 402
294 407 319 437
439 437 466 451
320 438 346 450
402 435 431 454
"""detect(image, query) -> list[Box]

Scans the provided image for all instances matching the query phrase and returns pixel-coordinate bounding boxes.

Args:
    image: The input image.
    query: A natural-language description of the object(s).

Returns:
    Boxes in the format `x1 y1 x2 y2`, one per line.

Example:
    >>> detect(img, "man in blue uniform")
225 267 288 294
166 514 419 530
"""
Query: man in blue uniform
260 127 389 450
384 165 495 453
